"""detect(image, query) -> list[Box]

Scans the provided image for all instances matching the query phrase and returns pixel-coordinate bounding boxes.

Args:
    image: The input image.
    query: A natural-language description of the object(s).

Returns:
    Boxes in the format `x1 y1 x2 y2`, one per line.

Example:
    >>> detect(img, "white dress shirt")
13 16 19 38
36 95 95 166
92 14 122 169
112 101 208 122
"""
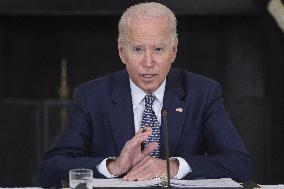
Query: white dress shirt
96 78 191 179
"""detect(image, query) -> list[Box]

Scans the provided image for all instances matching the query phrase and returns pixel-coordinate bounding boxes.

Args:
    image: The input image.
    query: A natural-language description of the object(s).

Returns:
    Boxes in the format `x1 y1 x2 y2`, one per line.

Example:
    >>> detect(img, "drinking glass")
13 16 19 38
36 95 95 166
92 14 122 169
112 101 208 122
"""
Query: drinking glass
69 168 93 189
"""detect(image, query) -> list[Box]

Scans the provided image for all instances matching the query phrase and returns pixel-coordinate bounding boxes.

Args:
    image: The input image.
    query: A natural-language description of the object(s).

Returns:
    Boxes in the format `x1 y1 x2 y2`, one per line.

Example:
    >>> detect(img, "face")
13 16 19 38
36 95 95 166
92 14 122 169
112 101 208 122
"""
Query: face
118 17 178 93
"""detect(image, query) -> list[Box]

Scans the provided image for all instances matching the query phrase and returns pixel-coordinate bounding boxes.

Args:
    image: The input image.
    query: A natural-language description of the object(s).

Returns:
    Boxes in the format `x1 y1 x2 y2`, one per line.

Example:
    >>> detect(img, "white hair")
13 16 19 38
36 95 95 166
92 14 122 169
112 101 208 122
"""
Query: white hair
118 2 178 45
268 0 284 32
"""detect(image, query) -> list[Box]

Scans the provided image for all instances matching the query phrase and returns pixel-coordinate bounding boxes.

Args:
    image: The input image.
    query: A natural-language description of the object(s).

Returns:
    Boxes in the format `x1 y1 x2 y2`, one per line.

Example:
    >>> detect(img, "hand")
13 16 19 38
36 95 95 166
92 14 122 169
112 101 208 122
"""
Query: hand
123 157 179 181
107 128 158 176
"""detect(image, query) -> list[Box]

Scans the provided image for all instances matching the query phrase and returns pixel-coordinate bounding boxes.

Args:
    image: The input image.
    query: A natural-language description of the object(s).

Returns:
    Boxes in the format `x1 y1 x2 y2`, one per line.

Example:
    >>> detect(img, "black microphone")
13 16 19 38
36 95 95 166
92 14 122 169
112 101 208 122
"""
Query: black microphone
162 109 171 188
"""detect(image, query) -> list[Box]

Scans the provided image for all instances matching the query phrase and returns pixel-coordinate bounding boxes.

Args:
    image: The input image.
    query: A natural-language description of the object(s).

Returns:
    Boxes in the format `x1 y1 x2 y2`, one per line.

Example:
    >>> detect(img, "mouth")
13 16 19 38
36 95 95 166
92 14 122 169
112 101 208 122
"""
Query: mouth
142 74 155 77
141 74 157 81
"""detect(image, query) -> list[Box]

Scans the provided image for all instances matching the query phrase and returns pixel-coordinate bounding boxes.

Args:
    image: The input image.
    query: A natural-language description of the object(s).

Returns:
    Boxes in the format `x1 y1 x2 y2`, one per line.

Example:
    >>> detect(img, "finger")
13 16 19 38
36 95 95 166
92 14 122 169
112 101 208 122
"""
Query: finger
136 127 152 134
125 158 154 180
123 165 150 181
133 129 152 142
133 155 151 168
125 166 156 181
123 161 145 180
135 160 165 181
141 142 158 156
124 129 153 152
136 170 156 181
136 142 158 163
120 131 154 159
120 139 148 162
124 131 152 150
114 131 156 175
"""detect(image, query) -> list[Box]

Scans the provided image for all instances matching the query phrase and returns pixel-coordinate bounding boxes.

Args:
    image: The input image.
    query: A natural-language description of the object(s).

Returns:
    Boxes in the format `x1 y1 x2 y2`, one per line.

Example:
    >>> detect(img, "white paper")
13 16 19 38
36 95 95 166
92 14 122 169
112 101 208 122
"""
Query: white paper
91 178 160 187
260 185 284 189
90 178 241 188
171 178 241 188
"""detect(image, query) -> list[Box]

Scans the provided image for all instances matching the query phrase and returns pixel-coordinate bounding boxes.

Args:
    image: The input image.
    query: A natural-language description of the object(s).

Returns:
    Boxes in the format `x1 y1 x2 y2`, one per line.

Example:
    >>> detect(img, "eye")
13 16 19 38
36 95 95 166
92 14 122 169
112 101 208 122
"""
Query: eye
154 47 164 54
132 46 144 54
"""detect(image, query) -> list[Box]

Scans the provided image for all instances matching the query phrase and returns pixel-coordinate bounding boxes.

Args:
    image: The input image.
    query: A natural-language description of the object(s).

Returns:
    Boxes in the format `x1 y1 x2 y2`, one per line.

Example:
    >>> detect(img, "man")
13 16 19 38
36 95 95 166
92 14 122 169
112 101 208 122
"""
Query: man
40 2 252 187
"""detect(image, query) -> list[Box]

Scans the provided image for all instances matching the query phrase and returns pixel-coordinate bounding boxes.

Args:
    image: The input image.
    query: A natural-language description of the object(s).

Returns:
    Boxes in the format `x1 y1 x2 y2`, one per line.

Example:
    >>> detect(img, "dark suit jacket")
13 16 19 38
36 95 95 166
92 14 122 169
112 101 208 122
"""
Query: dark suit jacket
39 68 252 187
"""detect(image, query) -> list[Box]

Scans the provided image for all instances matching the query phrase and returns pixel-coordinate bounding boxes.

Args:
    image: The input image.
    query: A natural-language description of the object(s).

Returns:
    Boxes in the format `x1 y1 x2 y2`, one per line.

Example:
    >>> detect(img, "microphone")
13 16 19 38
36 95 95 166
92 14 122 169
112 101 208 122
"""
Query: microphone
162 109 171 188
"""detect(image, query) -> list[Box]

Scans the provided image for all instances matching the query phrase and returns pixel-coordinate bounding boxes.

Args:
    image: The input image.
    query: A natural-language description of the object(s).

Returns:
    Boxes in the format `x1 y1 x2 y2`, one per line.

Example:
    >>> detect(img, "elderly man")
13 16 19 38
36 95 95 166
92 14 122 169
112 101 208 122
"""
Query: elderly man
40 2 252 187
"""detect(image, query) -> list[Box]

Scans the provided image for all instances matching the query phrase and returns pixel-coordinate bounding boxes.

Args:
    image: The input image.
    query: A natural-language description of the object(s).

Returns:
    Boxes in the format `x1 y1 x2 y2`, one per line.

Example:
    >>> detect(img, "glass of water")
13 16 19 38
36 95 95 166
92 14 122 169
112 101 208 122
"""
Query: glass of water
69 168 93 189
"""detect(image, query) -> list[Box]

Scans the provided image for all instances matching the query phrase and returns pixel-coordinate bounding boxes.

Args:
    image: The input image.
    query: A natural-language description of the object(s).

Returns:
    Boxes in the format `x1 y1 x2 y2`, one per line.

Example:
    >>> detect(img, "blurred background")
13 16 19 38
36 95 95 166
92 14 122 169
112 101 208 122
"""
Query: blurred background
0 0 283 187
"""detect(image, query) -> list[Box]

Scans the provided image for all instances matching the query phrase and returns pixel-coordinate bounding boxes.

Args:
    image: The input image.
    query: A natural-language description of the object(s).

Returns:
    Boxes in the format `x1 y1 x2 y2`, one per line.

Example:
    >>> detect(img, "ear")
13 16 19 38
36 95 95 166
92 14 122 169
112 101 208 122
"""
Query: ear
171 38 178 63
118 44 127 65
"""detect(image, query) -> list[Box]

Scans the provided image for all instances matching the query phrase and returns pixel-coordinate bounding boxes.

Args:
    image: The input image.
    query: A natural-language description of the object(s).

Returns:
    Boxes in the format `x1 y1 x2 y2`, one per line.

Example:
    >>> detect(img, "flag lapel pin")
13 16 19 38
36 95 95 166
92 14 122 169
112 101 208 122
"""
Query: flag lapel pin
176 107 183 112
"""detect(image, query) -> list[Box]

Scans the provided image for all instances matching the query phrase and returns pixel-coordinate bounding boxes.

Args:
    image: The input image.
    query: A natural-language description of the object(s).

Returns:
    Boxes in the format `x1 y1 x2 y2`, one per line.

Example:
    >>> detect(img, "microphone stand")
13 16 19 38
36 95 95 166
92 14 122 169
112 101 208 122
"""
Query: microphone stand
162 109 171 188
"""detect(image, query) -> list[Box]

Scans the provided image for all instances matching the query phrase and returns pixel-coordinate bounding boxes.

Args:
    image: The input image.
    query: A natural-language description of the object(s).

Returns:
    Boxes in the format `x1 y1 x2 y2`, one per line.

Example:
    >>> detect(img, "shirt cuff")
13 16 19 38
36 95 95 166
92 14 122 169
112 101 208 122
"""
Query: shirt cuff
170 157 192 179
96 157 118 178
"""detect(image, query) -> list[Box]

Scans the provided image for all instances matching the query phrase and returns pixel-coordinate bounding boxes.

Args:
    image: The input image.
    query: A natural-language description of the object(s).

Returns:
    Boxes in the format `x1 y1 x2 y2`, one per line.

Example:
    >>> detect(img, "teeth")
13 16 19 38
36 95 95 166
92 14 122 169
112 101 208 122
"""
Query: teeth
143 74 154 78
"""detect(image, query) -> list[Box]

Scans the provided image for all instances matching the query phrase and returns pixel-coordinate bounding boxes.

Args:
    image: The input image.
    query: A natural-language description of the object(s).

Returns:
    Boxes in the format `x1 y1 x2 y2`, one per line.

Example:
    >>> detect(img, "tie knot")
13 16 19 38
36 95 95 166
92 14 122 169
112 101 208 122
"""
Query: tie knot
144 94 155 107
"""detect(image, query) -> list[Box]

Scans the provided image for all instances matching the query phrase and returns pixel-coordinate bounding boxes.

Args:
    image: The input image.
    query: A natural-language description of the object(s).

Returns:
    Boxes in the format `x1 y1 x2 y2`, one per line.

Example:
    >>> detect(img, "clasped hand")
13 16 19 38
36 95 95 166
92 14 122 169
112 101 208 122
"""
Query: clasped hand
106 127 178 181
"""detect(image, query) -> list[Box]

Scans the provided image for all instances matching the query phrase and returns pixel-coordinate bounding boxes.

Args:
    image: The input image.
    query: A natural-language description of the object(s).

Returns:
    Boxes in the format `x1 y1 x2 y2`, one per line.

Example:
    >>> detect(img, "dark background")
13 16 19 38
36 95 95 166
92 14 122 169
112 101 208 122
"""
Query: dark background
0 0 283 187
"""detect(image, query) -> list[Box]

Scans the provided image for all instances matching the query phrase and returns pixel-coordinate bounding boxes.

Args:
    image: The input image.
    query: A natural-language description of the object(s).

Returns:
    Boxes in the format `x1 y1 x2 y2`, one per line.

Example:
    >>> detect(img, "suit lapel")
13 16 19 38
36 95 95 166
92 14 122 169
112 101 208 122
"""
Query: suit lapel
108 70 135 154
107 69 188 157
160 69 187 158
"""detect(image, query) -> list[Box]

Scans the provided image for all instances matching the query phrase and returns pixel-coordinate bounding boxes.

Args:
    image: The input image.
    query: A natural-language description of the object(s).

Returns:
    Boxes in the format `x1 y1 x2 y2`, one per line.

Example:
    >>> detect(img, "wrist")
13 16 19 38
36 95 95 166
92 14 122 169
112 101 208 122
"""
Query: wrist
106 158 121 176
169 159 179 178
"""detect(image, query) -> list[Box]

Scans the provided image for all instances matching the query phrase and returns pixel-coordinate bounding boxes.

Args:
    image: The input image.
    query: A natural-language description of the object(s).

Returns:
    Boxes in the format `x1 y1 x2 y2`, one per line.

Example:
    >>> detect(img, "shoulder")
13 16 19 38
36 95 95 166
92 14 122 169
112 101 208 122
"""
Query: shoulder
169 68 220 92
73 69 128 98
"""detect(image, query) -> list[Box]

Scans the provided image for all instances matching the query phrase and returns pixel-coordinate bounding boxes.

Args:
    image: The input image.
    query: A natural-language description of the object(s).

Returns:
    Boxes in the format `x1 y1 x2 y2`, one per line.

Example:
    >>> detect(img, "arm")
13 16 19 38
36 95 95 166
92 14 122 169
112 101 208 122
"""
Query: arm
184 82 252 182
39 86 158 187
122 81 251 182
39 87 105 187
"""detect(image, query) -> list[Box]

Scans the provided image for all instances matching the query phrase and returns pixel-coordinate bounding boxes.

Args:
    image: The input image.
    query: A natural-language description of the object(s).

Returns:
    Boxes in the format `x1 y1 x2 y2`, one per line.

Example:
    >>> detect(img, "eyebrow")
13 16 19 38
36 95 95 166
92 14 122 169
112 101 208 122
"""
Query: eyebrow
129 43 167 47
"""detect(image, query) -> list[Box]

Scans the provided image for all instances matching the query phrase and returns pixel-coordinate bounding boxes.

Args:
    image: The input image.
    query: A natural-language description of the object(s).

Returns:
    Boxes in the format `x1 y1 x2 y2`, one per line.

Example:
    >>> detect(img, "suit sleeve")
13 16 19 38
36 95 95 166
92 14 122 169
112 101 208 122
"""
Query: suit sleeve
184 82 252 182
39 86 106 188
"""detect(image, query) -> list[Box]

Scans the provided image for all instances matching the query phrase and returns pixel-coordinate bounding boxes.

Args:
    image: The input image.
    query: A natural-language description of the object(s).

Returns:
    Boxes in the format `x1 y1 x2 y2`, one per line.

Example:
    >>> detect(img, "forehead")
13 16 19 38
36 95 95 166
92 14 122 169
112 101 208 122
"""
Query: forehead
126 16 172 45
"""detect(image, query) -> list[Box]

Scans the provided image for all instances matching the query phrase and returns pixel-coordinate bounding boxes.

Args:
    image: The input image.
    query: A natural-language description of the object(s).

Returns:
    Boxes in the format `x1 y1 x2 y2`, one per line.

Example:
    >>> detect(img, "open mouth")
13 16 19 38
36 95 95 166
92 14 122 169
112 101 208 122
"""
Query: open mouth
140 74 158 82
141 74 156 78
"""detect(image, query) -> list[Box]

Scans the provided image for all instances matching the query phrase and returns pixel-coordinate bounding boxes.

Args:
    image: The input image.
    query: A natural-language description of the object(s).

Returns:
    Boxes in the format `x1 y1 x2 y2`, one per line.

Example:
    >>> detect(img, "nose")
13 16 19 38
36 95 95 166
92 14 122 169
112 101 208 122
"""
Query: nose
142 49 155 68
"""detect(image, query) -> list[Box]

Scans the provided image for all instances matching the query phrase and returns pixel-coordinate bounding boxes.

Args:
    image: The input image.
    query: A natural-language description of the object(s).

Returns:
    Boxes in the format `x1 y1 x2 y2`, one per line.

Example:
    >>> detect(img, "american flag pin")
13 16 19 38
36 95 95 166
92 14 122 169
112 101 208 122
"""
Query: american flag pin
176 108 183 112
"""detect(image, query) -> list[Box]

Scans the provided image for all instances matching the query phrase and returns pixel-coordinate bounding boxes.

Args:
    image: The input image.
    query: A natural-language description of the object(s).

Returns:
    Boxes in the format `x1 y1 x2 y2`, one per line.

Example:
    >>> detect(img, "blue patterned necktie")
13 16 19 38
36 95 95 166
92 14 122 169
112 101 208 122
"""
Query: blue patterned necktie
141 94 160 158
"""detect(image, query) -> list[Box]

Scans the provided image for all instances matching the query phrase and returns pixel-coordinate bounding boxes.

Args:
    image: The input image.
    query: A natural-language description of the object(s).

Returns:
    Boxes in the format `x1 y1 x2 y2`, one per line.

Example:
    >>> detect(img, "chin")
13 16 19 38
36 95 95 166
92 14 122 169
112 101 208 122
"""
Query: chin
139 82 159 93
143 87 156 93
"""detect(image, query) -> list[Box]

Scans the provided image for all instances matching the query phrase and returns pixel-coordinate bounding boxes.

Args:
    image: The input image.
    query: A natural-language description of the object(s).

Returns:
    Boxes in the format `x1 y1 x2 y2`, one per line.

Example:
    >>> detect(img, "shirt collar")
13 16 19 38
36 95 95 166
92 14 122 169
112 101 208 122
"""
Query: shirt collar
130 78 166 110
